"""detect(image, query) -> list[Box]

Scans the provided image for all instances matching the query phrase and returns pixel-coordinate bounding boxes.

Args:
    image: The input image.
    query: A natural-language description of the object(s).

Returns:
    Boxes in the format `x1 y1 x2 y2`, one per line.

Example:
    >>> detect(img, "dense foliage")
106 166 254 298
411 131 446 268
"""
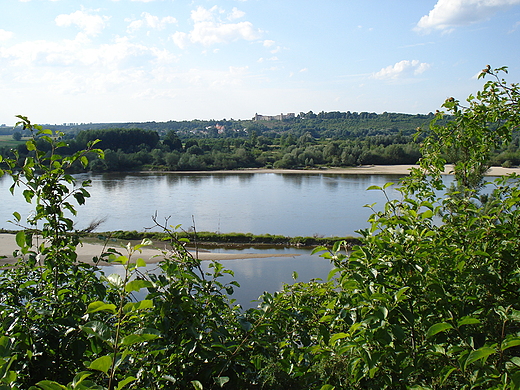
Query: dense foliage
0 112 437 172
0 66 519 389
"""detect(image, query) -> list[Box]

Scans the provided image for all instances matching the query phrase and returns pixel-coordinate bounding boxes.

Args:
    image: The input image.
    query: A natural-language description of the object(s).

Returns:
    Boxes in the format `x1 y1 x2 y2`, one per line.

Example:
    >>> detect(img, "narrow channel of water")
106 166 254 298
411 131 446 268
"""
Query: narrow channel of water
102 247 333 309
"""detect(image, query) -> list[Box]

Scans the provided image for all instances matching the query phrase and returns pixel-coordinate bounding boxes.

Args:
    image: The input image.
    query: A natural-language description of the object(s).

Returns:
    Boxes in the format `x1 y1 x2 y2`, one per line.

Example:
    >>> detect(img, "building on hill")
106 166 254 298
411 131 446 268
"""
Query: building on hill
254 113 295 121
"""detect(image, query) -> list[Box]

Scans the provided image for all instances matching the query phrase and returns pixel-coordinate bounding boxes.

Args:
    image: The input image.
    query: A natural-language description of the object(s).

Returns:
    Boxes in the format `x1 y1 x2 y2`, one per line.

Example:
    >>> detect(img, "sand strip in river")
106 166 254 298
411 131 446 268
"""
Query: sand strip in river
0 234 300 265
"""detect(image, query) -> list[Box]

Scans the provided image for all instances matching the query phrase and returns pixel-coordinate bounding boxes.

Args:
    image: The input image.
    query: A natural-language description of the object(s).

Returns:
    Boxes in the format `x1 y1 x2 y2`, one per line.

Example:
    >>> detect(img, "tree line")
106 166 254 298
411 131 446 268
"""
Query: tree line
0 112 468 172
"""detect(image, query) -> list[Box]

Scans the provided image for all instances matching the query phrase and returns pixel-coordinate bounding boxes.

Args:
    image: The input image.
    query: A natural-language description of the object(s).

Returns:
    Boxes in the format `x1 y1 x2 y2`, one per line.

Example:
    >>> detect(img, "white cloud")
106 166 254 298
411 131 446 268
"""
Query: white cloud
263 39 275 47
372 60 431 80
508 20 520 33
172 6 261 48
416 0 520 33
0 32 176 74
171 31 189 49
127 20 144 33
0 29 13 41
127 12 177 33
55 10 110 37
191 6 219 23
229 7 245 20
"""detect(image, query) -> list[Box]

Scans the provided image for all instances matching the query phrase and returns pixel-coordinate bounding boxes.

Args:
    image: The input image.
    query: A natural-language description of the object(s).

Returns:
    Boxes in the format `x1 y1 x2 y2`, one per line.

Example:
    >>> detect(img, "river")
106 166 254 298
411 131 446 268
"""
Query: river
0 171 406 236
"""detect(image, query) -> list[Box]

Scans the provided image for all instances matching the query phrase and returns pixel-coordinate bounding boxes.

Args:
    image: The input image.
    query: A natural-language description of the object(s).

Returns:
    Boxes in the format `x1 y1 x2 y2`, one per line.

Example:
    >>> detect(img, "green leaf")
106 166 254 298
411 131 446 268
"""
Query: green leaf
394 286 410 302
23 189 34 203
88 355 113 375
191 380 203 390
421 209 434 219
116 376 137 390
135 299 154 310
311 245 328 255
327 267 340 281
465 346 495 369
510 357 520 367
87 301 117 314
441 367 457 385
26 139 36 151
106 274 123 288
71 371 92 388
501 336 520 351
80 155 89 168
214 377 229 387
426 322 453 338
508 309 520 322
330 332 349 345
12 211 21 222
136 257 147 267
81 321 112 342
122 300 154 314
124 279 153 293
367 185 382 191
122 334 159 346
320 385 335 390
33 380 67 390
110 254 129 265
15 231 26 248
457 316 481 327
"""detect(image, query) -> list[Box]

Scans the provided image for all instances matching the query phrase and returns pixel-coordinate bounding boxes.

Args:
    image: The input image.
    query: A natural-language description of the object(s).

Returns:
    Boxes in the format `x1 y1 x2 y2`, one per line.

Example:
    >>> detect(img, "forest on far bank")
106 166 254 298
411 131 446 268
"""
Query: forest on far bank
2 109 520 172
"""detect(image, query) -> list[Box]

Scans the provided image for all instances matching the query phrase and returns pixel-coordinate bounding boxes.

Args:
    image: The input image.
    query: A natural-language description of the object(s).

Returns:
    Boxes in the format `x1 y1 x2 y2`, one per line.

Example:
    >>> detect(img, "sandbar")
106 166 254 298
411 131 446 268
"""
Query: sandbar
0 234 300 265
156 164 520 176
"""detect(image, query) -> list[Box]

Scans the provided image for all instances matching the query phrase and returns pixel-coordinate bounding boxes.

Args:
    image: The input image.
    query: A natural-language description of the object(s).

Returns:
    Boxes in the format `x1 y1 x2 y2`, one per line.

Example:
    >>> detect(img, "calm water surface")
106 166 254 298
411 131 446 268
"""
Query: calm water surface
104 247 331 309
0 172 406 237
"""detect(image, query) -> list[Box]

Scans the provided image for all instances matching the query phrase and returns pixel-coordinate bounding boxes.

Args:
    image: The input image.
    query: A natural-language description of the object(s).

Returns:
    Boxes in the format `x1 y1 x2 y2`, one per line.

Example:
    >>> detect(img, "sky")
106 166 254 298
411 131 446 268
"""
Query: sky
1 0 519 126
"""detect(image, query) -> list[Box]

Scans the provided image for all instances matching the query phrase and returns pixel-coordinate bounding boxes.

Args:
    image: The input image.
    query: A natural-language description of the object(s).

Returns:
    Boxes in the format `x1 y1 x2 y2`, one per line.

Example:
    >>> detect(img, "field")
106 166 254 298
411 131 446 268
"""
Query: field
0 135 25 148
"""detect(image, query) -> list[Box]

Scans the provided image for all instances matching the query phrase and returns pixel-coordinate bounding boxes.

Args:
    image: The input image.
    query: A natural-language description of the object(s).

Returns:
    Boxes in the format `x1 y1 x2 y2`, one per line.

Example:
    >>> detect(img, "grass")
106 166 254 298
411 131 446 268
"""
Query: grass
0 135 24 148
85 230 361 248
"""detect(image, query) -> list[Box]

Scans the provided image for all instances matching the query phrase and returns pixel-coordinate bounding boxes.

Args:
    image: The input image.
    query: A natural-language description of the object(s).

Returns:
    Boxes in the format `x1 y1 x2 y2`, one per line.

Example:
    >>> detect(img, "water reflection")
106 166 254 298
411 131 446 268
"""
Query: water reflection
101 247 334 309
0 172 405 236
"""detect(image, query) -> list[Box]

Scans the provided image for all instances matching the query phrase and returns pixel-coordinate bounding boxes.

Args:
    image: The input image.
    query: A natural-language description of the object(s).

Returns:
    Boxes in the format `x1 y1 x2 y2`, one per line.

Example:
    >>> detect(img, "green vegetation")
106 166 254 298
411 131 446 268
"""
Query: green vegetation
0 112 441 172
88 230 361 248
0 135 24 148
0 66 519 389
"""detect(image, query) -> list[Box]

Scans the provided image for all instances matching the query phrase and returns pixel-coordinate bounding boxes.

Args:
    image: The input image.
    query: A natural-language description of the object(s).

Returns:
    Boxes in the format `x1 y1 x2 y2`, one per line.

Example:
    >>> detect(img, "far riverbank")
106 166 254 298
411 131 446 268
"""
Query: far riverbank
148 164 520 176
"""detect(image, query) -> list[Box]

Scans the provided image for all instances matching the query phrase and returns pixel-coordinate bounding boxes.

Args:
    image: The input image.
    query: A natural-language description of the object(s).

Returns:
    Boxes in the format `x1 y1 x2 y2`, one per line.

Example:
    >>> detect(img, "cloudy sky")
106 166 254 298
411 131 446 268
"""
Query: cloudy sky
1 0 519 125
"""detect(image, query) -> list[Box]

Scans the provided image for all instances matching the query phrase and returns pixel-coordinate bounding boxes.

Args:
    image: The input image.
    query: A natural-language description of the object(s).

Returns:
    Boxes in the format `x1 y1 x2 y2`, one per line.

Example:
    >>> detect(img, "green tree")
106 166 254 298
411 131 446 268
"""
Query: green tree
0 116 106 387
303 66 520 389
422 65 520 191
163 129 183 151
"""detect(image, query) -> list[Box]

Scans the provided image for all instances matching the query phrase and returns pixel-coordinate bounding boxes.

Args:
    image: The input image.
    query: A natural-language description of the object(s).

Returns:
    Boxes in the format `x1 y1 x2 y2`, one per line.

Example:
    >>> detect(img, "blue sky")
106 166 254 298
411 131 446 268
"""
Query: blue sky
1 0 519 125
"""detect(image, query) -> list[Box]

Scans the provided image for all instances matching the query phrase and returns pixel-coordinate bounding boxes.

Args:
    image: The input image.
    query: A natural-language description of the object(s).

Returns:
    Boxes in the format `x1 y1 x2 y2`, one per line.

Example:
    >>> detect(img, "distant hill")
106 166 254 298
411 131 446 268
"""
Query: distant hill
33 110 440 140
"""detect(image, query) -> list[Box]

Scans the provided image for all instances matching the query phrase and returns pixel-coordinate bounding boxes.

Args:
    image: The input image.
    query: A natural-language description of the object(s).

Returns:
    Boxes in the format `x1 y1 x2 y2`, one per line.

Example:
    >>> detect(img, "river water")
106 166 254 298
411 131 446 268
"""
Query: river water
0 171 406 236
0 171 407 307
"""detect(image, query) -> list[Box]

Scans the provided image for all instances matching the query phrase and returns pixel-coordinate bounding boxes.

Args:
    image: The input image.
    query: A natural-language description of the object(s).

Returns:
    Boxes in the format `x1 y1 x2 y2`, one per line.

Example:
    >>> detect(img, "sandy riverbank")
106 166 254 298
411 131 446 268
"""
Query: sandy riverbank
154 164 520 176
0 234 299 265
